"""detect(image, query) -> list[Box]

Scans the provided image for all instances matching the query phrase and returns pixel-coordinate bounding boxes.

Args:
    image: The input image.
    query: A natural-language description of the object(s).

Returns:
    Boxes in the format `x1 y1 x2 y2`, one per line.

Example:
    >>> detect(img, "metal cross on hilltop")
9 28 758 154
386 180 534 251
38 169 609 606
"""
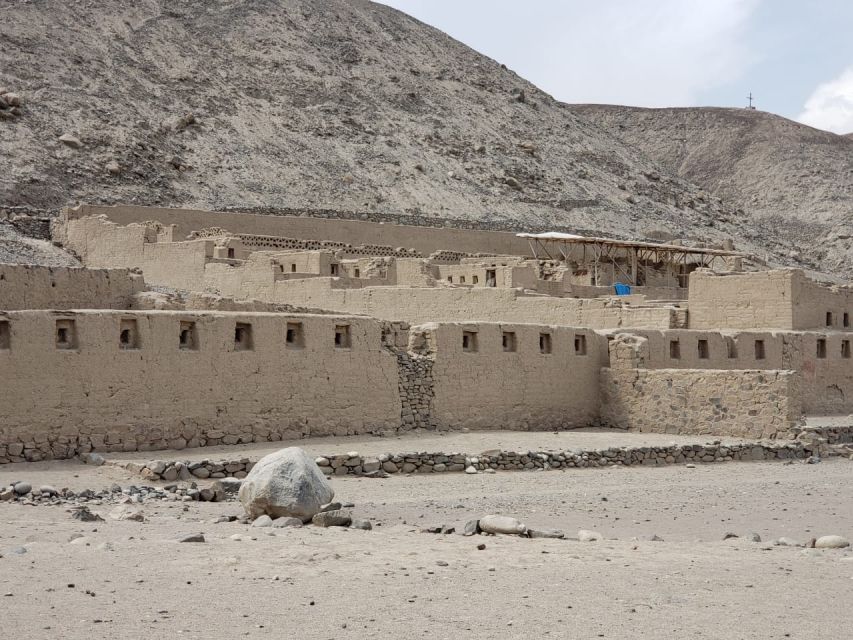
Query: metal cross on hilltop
746 92 755 109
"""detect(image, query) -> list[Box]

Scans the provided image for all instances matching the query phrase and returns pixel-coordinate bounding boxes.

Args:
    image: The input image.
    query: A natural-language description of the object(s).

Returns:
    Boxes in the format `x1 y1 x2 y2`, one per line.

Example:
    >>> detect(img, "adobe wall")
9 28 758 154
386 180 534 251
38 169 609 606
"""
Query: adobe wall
791 270 853 331
688 270 795 330
689 269 853 331
416 323 603 431
0 264 145 310
268 280 680 329
0 311 401 462
62 204 536 257
602 328 853 416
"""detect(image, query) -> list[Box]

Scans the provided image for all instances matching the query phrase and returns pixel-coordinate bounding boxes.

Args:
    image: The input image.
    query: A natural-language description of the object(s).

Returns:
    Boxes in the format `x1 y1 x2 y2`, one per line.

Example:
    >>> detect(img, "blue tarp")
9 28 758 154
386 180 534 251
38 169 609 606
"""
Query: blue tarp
613 283 632 296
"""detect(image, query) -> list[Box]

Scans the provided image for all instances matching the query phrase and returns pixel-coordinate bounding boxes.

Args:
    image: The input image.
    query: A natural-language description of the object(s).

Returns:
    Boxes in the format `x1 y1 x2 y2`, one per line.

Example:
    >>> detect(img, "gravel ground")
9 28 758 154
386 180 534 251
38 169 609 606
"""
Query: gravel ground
2 440 853 639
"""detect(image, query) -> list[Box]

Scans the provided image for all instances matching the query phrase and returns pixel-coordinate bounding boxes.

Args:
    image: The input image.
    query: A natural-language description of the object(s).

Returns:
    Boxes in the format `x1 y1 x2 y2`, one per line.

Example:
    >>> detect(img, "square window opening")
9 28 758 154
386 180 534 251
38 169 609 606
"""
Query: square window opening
334 324 351 348
669 339 681 360
539 333 552 354
697 339 709 359
285 322 304 348
462 330 478 352
119 319 140 350
575 334 587 355
447 276 453 283
179 321 198 351
234 322 253 351
331 264 339 277
472 275 479 284
502 331 517 352
0 320 9 350
754 340 765 360
55 319 77 350
817 338 827 359
354 268 360 278
227 247 235 259
826 311 834 327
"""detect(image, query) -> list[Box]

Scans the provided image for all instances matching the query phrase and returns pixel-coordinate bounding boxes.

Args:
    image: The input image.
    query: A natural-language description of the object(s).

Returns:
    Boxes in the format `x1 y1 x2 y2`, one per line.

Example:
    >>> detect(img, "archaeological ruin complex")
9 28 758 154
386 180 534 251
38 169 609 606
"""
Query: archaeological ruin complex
1 203 851 464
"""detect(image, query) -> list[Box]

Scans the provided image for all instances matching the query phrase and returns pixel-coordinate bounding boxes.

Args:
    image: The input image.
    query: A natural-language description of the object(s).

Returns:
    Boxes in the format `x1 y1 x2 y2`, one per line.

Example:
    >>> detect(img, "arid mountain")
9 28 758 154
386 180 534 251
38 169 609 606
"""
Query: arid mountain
570 105 853 273
1 0 849 275
1 0 774 262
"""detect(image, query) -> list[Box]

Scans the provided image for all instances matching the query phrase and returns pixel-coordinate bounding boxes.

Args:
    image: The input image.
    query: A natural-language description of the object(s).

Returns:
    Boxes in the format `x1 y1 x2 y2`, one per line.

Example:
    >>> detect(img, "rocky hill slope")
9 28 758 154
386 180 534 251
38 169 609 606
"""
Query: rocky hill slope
1 0 777 266
570 105 853 273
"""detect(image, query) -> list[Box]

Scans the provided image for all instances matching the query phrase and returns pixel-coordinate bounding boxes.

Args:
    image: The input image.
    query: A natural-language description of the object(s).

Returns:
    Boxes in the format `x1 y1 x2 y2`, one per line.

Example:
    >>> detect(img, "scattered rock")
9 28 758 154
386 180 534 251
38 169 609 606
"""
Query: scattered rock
723 532 739 540
39 485 58 497
465 465 478 474
238 447 334 521
479 515 527 536
463 520 480 536
72 506 104 522
350 519 372 531
320 502 342 513
105 160 121 175
251 515 273 528
272 517 304 528
528 528 565 539
577 529 603 542
311 509 353 528
177 533 205 543
58 133 83 148
747 532 762 543
774 537 803 547
109 505 145 522
13 482 31 495
815 535 850 549
83 452 106 466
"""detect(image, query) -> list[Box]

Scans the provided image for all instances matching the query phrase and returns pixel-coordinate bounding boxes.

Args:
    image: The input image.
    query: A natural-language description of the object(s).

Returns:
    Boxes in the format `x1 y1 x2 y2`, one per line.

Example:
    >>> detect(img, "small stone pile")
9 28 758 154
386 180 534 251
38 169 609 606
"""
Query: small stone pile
0 478 241 506
0 89 22 120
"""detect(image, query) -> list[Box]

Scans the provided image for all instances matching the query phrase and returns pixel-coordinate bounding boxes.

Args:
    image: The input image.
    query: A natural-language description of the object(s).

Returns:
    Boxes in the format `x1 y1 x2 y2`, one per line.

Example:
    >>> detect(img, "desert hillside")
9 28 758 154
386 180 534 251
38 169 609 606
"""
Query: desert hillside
1 0 764 256
570 105 853 273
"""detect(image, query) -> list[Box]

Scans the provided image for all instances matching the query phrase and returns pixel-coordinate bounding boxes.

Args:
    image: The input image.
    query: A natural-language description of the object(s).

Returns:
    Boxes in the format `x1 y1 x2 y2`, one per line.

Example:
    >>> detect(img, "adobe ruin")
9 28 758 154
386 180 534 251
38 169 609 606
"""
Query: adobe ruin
1 203 851 463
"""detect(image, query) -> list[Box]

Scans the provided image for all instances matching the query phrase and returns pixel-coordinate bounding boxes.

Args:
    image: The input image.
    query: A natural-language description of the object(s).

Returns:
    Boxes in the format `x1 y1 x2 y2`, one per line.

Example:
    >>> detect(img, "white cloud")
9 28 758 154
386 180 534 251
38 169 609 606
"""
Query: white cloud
379 0 761 107
798 67 853 134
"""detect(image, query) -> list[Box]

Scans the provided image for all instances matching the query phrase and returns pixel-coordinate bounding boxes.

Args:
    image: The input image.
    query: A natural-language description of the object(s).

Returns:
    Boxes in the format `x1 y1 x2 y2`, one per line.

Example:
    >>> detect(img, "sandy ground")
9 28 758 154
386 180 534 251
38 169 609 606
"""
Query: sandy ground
2 434 853 639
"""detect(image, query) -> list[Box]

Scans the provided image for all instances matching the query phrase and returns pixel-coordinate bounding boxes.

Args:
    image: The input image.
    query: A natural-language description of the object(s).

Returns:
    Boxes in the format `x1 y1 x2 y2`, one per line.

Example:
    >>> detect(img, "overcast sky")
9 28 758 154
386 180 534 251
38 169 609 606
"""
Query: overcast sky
379 0 853 134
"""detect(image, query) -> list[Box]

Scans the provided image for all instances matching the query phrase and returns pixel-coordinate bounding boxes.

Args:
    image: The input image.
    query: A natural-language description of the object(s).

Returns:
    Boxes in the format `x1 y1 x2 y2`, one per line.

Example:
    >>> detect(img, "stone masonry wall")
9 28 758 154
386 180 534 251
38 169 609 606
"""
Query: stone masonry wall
600 367 802 438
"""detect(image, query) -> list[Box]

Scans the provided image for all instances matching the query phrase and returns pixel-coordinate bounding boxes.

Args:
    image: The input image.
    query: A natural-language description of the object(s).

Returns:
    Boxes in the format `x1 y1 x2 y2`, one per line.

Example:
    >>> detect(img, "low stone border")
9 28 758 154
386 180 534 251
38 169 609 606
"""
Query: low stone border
121 440 818 482
795 424 853 445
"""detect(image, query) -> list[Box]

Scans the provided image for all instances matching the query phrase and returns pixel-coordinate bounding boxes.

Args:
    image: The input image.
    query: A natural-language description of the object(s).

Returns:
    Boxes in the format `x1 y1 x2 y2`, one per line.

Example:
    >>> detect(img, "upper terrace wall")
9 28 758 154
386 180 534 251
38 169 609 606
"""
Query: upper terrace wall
0 264 144 310
419 323 603 431
63 204 535 257
271 280 680 329
0 311 401 461
688 269 853 331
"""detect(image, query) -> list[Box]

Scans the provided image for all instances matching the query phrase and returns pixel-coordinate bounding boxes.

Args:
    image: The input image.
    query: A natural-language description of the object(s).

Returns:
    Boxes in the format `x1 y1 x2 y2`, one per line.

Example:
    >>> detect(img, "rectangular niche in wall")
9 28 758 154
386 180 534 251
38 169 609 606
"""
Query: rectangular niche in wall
234 322 253 351
334 324 351 349
0 320 9 350
119 318 140 350
179 321 198 351
754 339 765 360
843 340 851 359
539 332 552 354
817 338 827 359
669 339 681 360
726 336 738 359
55 319 78 350
697 339 710 359
286 322 304 348
574 334 587 356
502 331 517 352
462 330 478 352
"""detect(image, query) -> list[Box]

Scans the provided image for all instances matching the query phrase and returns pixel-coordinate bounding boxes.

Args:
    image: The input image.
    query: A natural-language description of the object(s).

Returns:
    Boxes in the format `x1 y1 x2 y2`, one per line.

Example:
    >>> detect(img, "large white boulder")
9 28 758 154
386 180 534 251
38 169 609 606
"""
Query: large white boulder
478 515 527 535
238 447 334 521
